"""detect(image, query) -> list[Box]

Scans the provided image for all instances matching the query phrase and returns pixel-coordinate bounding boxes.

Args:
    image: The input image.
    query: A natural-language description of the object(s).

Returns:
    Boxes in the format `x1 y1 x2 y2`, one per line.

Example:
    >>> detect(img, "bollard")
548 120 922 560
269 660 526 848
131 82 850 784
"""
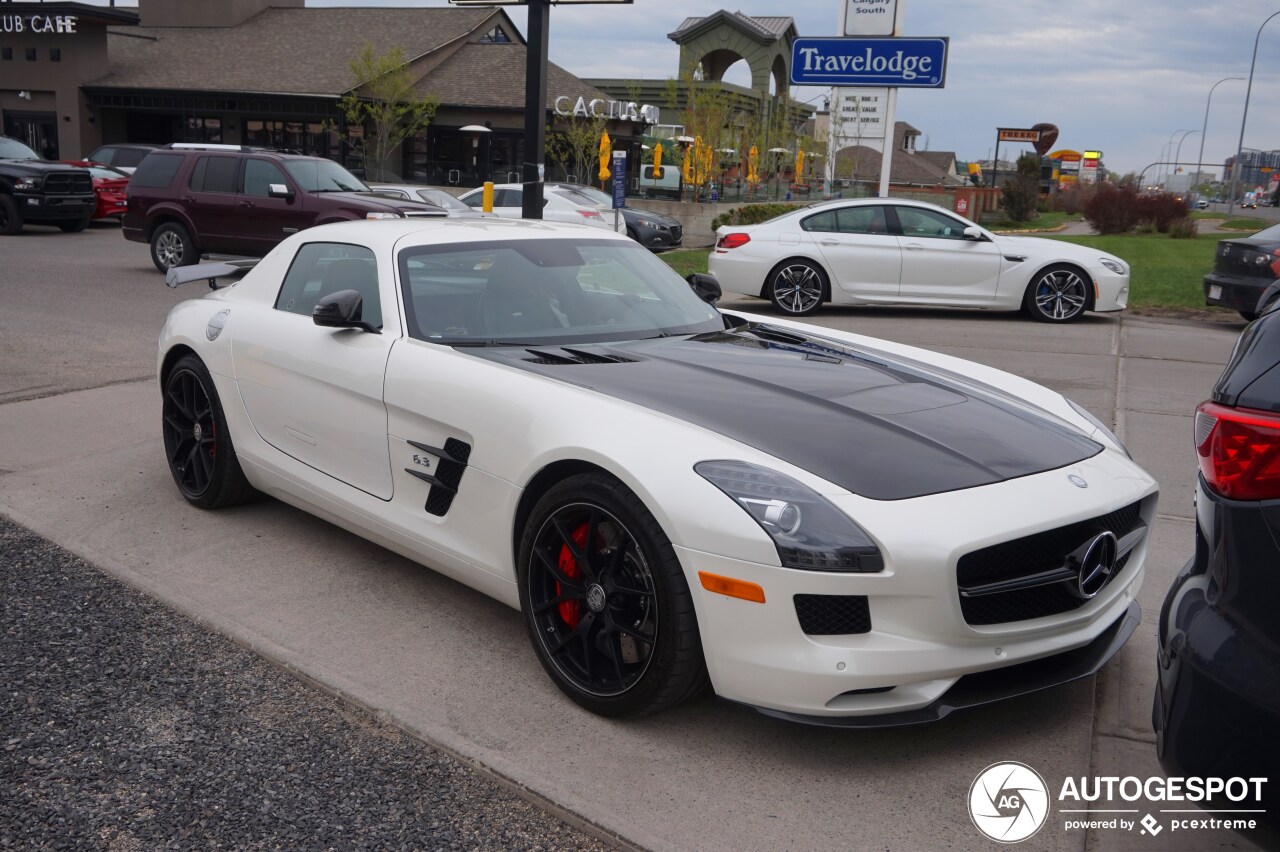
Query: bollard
482 181 494 213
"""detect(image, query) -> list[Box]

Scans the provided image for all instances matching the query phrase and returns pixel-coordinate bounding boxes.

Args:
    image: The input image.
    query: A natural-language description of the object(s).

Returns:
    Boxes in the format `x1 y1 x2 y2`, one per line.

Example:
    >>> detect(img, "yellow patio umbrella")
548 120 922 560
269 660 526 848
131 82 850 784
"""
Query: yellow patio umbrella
795 147 804 182
597 131 612 182
748 144 759 183
652 141 664 179
682 145 692 182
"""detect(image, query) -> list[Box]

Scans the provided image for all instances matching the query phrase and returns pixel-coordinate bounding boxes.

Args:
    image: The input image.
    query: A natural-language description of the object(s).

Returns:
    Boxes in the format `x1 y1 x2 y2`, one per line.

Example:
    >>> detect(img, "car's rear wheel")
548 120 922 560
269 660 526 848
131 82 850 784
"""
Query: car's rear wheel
517 472 708 717
161 355 257 509
767 259 826 316
1025 264 1089 323
151 222 198 273
0 195 23 236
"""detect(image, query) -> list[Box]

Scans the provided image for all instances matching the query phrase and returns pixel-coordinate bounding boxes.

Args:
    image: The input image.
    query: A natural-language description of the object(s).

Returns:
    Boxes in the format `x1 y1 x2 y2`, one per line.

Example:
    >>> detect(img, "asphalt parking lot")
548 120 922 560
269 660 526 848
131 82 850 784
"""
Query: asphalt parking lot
0 221 1260 850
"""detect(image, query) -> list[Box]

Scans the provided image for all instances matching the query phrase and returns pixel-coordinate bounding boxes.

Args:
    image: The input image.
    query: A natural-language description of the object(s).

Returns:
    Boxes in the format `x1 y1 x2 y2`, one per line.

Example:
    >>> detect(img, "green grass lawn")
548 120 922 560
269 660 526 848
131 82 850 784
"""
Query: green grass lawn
985 211 1080 232
660 234 1225 311
1217 217 1270 231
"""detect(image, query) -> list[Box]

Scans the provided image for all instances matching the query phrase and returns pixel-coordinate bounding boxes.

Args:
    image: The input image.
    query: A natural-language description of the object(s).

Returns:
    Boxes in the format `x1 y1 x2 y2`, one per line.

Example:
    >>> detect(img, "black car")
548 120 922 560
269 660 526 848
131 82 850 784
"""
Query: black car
1154 285 1280 838
545 183 683 251
1204 222 1280 320
0 136 96 235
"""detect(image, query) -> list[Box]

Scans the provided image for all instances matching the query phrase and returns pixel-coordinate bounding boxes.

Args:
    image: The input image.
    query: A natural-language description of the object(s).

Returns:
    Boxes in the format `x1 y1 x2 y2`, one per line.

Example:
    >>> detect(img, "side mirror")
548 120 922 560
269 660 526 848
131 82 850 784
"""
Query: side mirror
313 289 380 334
962 226 985 241
268 182 295 201
686 272 721 305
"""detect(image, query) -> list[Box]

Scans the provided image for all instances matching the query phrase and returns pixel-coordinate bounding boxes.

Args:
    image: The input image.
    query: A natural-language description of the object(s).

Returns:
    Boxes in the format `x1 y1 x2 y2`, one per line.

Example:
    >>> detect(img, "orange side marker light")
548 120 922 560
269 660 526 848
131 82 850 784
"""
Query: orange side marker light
698 571 766 604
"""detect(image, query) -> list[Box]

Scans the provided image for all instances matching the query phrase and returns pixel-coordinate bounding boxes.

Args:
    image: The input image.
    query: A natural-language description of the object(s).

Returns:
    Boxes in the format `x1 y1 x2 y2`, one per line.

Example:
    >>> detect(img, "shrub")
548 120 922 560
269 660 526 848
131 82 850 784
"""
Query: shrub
1059 185 1090 216
1168 217 1199 239
1135 192 1189 233
1083 183 1141 234
1001 153 1042 223
710 202 803 231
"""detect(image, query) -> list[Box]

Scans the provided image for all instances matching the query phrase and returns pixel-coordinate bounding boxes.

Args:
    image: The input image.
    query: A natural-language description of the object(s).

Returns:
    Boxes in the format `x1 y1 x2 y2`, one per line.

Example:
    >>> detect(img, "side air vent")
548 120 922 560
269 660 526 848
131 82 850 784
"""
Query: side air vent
522 347 637 365
404 437 471 517
795 594 872 635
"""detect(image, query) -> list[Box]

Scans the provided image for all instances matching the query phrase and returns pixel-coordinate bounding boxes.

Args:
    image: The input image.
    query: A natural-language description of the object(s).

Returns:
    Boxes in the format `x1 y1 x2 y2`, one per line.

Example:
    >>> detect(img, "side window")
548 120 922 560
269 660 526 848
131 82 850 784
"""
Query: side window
800 210 837 232
275 243 381 329
836 206 890 235
242 159 289 197
129 153 184 189
498 188 522 207
896 207 971 240
461 192 482 208
190 155 237 193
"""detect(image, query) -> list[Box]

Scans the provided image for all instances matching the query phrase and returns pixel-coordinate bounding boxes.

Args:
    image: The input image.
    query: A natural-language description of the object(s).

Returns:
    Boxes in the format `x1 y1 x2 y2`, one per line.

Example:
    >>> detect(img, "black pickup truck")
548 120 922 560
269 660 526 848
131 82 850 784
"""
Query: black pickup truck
0 136 96 235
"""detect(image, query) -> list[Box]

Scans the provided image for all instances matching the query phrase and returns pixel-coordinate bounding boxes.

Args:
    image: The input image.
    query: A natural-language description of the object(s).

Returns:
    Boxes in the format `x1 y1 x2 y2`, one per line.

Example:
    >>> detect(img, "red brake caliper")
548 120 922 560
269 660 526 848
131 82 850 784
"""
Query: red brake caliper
555 523 590 629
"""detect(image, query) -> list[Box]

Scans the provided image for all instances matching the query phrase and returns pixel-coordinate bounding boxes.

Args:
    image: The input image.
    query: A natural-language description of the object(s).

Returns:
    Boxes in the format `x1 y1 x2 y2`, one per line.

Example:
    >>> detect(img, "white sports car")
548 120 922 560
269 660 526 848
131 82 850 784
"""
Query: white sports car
157 217 1157 725
708 198 1130 322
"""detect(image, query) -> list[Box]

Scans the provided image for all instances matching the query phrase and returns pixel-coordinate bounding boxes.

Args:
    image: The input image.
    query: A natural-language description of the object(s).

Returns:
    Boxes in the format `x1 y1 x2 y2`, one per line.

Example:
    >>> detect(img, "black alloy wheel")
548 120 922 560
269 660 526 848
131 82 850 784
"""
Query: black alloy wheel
151 222 197 273
518 473 707 717
0 195 22 236
768 260 826 316
1025 264 1089 323
161 355 256 509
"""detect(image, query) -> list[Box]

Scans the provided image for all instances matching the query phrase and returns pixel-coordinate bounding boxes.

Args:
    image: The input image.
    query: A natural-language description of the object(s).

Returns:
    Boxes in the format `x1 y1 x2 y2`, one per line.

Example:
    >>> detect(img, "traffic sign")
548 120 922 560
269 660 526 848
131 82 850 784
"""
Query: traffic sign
790 37 948 87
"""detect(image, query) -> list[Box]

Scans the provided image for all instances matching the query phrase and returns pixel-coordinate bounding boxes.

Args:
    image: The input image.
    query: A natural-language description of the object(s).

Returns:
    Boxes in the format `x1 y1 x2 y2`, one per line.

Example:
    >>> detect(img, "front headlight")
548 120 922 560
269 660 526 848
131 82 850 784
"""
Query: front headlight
695 460 883 572
366 212 399 220
14 177 40 191
636 218 666 230
1099 258 1126 275
1068 399 1130 457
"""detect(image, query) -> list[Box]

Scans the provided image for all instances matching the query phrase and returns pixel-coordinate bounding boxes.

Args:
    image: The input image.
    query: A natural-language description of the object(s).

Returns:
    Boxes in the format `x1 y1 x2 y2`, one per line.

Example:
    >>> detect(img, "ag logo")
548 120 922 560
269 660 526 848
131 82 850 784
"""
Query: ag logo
968 761 1049 843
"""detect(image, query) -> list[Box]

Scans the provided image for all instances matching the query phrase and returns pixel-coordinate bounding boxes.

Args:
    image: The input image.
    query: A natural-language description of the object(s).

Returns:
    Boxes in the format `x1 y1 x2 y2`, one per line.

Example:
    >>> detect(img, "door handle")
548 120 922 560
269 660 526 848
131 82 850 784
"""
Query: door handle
903 243 925 251
819 239 839 246
180 195 195 203
239 200 255 208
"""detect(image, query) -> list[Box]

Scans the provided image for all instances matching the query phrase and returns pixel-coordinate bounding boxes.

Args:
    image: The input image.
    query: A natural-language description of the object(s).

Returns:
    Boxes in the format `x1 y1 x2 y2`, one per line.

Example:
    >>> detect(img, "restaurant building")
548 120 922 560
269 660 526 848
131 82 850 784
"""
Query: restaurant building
0 0 647 186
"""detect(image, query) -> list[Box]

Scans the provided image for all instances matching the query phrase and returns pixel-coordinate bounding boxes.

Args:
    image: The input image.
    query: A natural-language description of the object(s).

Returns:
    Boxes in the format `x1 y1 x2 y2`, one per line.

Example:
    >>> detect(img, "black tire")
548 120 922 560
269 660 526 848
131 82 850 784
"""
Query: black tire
626 227 640 242
767 259 826 316
0 194 23 236
150 221 198 273
1024 264 1090 323
1239 310 1259 322
58 213 92 233
517 472 708 717
161 354 258 509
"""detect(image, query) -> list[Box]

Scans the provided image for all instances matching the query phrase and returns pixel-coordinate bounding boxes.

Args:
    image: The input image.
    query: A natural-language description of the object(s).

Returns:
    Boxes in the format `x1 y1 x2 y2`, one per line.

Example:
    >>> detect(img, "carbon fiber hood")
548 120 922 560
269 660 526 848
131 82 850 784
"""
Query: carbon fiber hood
467 324 1101 500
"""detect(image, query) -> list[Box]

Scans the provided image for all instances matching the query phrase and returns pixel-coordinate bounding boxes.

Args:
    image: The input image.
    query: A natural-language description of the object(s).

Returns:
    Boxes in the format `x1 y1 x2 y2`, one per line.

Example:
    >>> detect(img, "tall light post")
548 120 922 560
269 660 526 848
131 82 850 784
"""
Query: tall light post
1228 11 1280 216
1197 77 1244 205
1173 130 1200 193
1160 129 1191 187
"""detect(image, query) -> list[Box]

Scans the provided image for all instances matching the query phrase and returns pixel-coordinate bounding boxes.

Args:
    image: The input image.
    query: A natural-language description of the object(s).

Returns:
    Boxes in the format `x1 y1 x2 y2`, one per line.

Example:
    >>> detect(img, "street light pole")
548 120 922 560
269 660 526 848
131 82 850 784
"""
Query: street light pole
1227 10 1280 217
1197 77 1244 208
1173 130 1200 192
1161 129 1190 188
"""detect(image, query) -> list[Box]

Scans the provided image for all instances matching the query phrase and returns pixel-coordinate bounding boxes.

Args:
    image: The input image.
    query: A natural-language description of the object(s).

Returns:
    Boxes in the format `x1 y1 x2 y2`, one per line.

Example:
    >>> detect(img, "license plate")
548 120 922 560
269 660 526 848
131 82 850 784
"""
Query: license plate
1209 285 1223 300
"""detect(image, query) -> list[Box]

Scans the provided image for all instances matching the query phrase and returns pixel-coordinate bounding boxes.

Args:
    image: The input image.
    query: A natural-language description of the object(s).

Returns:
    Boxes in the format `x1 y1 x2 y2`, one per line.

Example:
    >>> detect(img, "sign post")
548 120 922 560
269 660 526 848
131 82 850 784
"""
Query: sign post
611 150 626 233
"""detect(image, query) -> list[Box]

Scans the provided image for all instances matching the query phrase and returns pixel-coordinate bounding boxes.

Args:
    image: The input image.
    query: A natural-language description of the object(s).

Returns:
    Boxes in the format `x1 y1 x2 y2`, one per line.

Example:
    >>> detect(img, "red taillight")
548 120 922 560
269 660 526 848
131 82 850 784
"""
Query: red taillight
717 232 751 249
1195 400 1280 500
576 209 602 221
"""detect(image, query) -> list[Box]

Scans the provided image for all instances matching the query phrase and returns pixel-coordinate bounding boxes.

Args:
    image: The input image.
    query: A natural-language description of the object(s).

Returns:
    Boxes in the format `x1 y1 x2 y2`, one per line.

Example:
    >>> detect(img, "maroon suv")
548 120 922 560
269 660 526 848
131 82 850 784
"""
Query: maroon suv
122 145 446 272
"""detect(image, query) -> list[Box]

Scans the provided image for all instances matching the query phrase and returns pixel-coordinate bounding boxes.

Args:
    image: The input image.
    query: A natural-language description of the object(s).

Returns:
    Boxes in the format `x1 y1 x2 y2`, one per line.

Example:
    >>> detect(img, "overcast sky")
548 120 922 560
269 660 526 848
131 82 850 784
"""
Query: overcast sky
74 0 1280 177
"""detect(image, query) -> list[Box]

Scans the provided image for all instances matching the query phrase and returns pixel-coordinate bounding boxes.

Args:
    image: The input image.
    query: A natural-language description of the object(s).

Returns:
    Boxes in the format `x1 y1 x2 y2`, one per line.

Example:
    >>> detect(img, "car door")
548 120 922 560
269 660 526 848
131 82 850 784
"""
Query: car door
807 206 902 299
235 158 312 255
893 205 1002 304
232 240 396 499
182 155 241 252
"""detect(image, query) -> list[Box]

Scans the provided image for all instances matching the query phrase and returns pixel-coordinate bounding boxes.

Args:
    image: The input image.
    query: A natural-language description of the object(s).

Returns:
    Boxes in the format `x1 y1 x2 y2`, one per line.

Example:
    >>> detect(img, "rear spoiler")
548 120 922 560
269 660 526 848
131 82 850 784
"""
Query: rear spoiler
165 259 259 290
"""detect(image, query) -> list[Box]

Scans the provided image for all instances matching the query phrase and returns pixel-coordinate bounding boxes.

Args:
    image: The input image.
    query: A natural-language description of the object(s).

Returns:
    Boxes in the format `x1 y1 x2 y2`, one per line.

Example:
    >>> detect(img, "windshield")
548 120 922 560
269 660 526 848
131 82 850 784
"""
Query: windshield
556 184 611 206
283 159 369 192
0 137 41 160
399 238 723 346
418 189 469 211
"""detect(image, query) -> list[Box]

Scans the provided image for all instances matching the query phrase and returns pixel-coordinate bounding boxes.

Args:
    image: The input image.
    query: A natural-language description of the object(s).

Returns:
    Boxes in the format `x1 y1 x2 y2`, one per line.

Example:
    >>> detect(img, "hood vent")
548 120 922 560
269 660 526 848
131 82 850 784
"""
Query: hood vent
523 347 637 365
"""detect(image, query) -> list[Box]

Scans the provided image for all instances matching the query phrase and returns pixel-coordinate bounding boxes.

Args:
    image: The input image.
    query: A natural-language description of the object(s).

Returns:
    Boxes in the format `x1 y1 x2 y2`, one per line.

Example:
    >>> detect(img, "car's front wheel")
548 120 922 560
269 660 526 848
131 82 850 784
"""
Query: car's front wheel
1025 264 1089 323
517 472 708 717
161 354 258 509
767 259 826 316
0 195 23 236
150 222 198 273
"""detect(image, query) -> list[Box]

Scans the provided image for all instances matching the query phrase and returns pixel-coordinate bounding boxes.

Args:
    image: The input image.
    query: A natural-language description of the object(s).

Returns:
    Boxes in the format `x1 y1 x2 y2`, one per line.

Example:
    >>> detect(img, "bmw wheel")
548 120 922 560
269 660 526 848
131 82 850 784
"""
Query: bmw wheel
767 260 826 316
1025 264 1089 323
161 355 257 509
151 222 198 273
517 472 708 717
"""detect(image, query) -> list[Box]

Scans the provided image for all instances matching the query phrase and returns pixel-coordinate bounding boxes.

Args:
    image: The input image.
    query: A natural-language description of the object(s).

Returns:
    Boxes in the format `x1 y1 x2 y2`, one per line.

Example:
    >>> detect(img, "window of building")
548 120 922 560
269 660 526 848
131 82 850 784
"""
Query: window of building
2 48 12 61
49 48 60 62
276 243 381 328
25 48 36 61
183 116 222 144
479 26 510 43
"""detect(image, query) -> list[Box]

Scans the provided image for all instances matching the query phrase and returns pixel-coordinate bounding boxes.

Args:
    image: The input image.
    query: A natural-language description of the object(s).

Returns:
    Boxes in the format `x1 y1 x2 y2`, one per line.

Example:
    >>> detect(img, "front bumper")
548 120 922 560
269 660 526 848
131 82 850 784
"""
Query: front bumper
1089 266 1130 312
632 223 683 251
13 191 95 223
1204 271 1273 313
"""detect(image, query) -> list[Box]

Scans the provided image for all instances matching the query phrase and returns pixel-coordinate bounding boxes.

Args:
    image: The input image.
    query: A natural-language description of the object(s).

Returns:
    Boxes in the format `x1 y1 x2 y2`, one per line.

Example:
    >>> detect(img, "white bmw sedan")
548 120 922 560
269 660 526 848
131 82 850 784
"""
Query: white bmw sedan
457 182 627 234
708 198 1130 322
157 217 1156 725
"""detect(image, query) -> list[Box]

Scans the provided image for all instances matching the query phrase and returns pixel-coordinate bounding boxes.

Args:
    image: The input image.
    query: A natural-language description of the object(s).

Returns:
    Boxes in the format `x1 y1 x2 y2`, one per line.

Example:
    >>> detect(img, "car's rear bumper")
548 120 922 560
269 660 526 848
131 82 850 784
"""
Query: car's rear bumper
1204 272 1274 312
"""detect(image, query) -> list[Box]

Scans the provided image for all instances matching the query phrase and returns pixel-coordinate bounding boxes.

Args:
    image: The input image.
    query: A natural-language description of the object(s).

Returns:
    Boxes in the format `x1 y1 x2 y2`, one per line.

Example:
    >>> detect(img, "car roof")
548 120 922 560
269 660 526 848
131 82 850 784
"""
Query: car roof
292 216 631 253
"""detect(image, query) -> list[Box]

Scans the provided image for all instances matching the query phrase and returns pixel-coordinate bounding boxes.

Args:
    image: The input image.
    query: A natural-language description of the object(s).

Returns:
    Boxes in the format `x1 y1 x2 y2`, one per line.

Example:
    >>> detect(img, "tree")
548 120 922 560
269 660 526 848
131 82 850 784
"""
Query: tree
338 43 439 177
664 70 736 200
546 112 609 185
1001 152 1041 222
